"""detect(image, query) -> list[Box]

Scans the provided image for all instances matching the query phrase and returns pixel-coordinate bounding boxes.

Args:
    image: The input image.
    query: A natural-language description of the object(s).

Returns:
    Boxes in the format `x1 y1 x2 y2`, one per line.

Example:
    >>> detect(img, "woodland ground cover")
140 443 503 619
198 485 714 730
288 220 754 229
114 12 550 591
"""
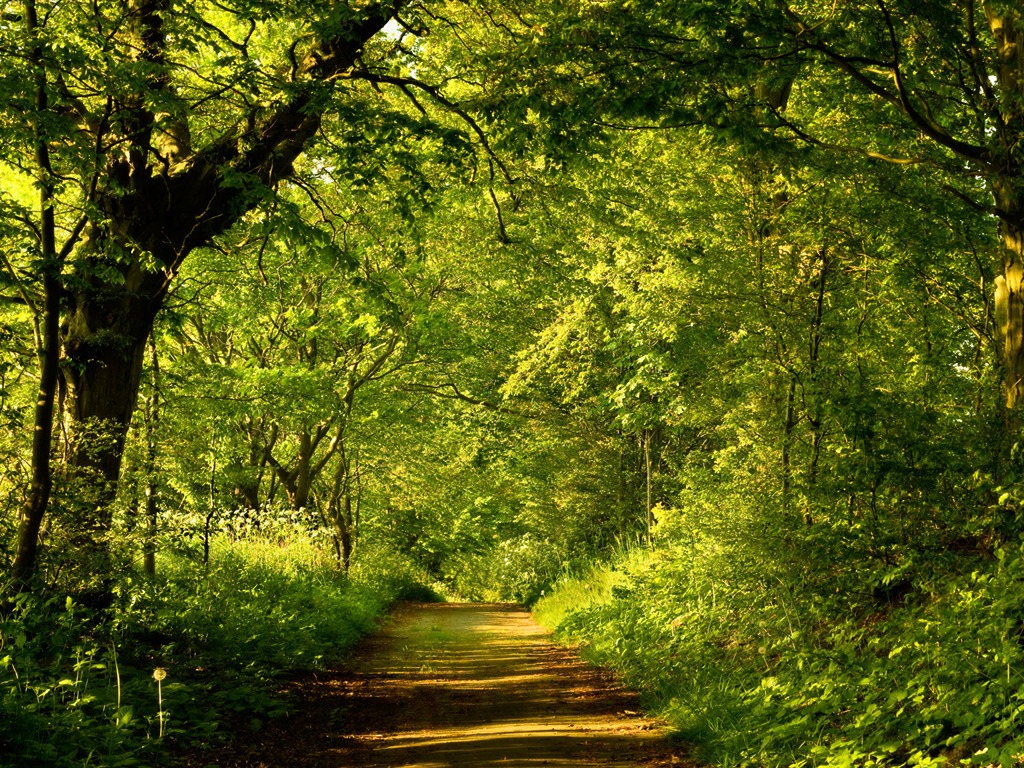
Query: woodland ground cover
0 535 429 768
5 3 1024 767
536 540 1024 767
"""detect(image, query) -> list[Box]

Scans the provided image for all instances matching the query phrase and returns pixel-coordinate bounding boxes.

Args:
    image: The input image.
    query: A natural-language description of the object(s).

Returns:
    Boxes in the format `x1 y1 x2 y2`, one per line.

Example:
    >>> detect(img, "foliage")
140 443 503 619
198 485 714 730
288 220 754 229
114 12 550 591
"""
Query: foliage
445 533 562 605
0 534 425 767
536 535 1024 767
4 0 1024 765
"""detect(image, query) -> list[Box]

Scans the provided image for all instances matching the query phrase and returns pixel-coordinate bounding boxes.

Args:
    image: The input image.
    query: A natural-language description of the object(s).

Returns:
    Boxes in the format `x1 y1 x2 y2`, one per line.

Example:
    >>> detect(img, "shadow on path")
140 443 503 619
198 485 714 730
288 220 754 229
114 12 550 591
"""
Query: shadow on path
186 602 693 768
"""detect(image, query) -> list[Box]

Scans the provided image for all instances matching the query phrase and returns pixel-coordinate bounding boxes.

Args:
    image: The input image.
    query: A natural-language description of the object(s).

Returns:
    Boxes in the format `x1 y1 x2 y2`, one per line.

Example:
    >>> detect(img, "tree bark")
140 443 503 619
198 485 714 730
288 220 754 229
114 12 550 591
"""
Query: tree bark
62 283 160 494
11 0 63 589
992 193 1024 412
328 445 360 572
643 428 653 545
13 271 60 589
204 453 217 567
803 248 828 525
232 416 271 512
340 490 355 573
143 333 160 576
987 7 1024 411
329 451 351 571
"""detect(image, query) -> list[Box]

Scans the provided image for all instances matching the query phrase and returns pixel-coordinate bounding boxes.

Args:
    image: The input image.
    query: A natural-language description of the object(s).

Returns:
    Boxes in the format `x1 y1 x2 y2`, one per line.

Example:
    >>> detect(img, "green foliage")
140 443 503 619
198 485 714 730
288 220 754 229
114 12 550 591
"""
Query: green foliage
148 538 382 672
3 2 1024 765
536 538 1024 767
0 593 156 768
446 533 563 605
0 534 426 767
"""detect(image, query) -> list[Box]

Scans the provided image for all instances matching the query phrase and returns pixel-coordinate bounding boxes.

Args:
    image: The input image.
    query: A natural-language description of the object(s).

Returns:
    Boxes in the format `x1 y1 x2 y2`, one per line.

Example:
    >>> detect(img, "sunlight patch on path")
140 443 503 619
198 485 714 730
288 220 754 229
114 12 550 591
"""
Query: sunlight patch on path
348 603 684 768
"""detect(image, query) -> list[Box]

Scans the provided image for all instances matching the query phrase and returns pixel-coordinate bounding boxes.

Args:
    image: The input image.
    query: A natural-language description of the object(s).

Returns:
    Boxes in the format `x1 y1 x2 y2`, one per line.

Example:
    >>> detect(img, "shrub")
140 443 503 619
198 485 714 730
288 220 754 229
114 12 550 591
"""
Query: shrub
0 533 429 767
535 539 1024 767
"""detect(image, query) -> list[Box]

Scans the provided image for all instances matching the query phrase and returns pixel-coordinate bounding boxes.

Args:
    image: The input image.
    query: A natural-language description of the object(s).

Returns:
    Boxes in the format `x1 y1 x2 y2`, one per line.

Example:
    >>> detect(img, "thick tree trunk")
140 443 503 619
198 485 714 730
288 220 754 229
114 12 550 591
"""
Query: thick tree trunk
62 288 158 493
992 191 1024 412
986 6 1024 413
52 282 159 586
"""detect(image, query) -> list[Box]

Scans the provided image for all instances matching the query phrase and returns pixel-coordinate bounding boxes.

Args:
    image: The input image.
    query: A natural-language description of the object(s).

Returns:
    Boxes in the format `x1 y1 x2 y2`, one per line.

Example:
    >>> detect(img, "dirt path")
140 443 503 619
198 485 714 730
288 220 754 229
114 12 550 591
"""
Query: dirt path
190 603 692 767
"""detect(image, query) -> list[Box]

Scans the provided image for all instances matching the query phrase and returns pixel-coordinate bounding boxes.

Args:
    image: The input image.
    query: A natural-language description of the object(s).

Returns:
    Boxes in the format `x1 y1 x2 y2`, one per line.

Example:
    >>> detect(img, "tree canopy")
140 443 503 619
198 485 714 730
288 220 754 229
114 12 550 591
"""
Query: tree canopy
3 1 1024 766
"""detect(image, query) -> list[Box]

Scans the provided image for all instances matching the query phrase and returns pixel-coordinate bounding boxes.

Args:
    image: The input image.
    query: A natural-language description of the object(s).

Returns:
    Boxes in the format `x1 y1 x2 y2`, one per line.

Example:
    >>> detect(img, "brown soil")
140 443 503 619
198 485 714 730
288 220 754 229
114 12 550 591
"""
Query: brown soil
186 602 695 767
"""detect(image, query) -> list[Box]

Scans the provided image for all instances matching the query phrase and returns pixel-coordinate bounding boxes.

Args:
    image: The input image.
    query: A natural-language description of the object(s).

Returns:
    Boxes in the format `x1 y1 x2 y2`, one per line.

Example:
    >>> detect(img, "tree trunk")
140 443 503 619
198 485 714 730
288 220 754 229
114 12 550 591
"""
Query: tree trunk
11 0 64 589
12 244 60 590
992 184 1024 413
143 334 160 577
54 285 159 584
13 273 60 590
62 270 162 479
232 417 270 511
293 432 313 511
204 453 217 567
340 490 355 573
328 447 359 572
983 6 1024 413
643 428 653 546
781 374 797 517
803 248 828 526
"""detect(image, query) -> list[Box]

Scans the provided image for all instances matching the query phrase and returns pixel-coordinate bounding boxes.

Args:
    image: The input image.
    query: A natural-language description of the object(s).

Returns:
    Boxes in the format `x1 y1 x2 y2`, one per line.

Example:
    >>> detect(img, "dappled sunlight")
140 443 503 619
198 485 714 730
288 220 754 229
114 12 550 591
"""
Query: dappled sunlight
309 603 685 767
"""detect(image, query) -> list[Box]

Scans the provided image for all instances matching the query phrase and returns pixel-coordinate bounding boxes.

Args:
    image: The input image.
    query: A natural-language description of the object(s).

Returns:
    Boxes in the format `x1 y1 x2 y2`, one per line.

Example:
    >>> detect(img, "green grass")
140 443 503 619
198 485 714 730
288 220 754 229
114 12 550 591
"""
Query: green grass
534 542 1024 767
0 534 430 768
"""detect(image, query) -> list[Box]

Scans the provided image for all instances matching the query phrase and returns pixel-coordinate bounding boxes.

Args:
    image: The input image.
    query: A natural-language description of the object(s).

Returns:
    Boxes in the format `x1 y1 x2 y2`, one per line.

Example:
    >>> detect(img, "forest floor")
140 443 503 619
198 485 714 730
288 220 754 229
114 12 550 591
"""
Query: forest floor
184 602 695 767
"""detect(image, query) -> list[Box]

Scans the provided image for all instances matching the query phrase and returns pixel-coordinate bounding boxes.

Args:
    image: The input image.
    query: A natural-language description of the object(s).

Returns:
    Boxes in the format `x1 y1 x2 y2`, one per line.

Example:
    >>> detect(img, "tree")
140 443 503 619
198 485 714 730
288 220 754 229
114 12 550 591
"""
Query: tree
494 104 996 588
2 0 412 586
492 1 1021 414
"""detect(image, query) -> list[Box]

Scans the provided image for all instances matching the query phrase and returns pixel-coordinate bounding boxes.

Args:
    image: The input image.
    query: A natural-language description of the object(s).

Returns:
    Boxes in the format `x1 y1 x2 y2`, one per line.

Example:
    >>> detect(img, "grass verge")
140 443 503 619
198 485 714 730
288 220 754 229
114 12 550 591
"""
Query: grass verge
0 535 430 768
534 543 1024 767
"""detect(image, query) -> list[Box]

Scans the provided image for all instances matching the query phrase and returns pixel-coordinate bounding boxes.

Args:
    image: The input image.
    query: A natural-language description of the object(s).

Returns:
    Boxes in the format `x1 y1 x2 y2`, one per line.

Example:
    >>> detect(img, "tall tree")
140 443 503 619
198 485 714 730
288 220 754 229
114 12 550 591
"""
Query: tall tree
495 1 1021 412
2 0 409 585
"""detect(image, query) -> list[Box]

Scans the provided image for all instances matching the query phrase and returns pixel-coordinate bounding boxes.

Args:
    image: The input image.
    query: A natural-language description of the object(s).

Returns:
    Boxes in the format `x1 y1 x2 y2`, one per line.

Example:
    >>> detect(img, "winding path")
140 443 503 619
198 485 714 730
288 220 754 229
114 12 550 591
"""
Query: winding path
193 603 692 767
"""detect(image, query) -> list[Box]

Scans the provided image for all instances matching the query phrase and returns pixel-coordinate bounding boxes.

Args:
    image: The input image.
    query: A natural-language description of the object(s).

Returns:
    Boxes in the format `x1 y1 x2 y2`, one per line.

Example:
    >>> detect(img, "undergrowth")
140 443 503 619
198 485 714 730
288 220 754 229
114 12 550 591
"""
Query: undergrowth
535 542 1024 767
0 535 429 768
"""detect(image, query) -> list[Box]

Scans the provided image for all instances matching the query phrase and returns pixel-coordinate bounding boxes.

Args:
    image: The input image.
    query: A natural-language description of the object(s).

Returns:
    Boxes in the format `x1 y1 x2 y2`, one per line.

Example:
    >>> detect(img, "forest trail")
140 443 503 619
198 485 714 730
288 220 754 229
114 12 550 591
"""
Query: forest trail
191 602 692 767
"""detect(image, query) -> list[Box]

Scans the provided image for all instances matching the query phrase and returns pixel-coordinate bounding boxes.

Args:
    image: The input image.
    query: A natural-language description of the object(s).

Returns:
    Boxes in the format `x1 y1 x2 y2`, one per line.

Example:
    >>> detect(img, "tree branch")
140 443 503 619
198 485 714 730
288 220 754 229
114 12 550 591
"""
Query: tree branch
786 6 990 166
146 2 405 276
346 69 516 186
404 381 521 416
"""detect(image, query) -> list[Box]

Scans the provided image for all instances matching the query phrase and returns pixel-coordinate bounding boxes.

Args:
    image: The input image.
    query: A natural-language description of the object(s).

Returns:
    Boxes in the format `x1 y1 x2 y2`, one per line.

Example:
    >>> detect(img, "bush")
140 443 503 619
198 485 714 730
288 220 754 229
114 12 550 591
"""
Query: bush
446 534 563 605
535 539 1024 767
0 533 429 767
